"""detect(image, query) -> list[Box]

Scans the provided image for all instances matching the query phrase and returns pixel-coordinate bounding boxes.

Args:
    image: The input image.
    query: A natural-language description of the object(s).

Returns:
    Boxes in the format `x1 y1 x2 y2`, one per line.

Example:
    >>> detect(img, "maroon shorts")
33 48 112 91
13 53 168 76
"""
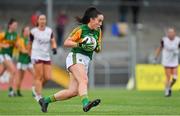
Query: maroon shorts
32 59 51 65
164 66 178 69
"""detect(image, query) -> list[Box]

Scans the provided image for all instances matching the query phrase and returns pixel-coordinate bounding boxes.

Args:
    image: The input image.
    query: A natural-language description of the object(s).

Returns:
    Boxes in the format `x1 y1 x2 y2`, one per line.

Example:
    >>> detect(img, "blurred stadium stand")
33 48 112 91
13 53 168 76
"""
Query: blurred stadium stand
1 0 180 88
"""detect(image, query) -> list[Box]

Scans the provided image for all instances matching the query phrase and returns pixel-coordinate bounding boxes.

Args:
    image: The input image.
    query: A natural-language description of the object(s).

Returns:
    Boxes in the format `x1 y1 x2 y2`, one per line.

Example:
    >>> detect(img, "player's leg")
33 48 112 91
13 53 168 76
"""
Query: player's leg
16 68 25 96
0 63 6 76
70 64 88 97
0 55 6 76
164 67 171 97
170 67 178 88
34 62 43 101
3 59 16 97
27 64 36 97
42 62 51 86
69 64 100 112
54 73 78 100
39 73 78 112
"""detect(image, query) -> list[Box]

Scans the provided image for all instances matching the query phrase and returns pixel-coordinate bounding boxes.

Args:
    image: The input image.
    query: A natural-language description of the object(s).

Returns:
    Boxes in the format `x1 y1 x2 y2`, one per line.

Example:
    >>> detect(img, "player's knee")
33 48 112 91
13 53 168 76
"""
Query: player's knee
70 90 78 97
9 69 16 76
35 78 42 84
80 77 88 85
44 75 51 81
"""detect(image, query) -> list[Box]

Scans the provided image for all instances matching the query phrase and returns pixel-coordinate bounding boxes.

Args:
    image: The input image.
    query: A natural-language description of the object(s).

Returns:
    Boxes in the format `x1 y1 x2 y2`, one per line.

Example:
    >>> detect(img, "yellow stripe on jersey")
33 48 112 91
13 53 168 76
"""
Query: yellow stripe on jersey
0 32 5 42
69 26 82 42
98 28 102 51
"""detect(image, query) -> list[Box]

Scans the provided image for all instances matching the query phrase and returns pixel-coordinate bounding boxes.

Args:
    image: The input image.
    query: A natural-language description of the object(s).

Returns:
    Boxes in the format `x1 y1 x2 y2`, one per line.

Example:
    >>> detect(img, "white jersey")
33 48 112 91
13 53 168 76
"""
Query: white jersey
161 36 180 67
30 27 53 61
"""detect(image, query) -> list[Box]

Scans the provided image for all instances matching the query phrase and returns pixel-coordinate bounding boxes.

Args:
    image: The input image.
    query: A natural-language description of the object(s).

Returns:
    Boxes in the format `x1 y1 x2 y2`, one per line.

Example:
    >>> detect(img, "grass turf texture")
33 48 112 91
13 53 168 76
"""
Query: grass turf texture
0 88 180 115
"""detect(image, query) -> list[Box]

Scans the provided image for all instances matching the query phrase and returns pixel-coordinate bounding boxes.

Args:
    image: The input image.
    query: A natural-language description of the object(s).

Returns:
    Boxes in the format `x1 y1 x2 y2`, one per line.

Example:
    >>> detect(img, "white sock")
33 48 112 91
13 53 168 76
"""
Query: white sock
165 85 171 95
173 75 177 80
32 86 37 96
35 95 42 102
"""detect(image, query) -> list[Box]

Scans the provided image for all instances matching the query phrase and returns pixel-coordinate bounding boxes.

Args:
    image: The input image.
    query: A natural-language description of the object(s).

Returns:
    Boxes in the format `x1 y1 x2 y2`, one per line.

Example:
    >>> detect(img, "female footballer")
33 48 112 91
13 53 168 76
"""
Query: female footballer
155 28 180 97
39 7 104 113
0 18 18 97
29 14 57 102
16 26 34 96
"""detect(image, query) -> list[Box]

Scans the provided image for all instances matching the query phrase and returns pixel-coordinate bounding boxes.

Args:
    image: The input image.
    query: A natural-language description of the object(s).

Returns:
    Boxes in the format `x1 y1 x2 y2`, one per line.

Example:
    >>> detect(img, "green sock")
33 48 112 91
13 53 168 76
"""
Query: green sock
9 87 13 92
44 95 56 103
81 95 89 107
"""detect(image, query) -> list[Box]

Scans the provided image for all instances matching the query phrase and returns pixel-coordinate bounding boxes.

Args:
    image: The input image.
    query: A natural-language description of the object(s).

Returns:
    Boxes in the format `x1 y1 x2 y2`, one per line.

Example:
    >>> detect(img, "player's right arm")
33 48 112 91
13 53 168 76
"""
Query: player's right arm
28 32 34 56
64 26 82 48
154 39 164 59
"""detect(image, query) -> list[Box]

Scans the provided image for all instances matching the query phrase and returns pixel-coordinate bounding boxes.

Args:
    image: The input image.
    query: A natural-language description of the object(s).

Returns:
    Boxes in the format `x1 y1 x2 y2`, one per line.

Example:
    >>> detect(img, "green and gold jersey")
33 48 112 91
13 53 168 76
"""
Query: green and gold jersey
0 31 18 57
0 32 5 54
17 36 31 64
69 24 102 59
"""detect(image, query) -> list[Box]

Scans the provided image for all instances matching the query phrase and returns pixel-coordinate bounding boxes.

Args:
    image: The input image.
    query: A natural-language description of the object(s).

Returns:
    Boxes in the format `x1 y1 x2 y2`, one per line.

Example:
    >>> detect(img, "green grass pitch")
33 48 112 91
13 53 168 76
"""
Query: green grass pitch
0 88 180 115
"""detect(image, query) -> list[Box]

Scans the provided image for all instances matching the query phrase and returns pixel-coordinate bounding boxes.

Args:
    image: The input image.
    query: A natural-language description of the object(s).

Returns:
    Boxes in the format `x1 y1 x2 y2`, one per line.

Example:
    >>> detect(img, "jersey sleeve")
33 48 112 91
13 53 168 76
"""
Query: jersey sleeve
30 28 36 42
0 32 5 42
161 40 164 48
97 28 102 50
160 37 164 48
69 26 82 42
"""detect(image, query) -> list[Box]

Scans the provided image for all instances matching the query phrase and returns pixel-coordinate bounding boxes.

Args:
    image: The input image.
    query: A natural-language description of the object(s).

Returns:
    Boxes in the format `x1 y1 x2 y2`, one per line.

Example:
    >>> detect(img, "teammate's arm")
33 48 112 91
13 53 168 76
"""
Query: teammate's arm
0 32 10 48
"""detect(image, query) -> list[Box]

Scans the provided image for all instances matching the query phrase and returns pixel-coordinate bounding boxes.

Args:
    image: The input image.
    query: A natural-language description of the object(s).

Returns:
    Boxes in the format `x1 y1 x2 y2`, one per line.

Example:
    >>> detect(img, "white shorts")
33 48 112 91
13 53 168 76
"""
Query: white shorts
0 54 4 63
17 62 33 70
3 54 12 61
66 52 90 73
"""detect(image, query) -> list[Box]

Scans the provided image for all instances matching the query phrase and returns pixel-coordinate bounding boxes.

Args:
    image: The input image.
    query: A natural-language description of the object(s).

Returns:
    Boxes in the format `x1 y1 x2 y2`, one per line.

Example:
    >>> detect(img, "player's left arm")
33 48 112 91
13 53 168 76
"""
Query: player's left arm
95 28 102 53
50 32 57 55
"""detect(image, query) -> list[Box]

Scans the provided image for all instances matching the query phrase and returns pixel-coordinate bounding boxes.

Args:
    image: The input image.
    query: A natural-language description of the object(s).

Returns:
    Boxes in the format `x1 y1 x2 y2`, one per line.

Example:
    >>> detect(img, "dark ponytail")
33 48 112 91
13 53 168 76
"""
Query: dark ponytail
76 7 102 24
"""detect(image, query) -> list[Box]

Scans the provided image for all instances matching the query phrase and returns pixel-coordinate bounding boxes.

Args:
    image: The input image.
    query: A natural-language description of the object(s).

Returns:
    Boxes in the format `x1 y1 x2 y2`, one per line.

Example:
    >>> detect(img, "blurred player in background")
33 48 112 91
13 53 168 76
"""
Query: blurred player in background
56 10 68 47
154 28 180 97
0 18 18 97
31 11 41 27
29 14 57 102
16 26 34 96
0 31 6 75
38 7 103 113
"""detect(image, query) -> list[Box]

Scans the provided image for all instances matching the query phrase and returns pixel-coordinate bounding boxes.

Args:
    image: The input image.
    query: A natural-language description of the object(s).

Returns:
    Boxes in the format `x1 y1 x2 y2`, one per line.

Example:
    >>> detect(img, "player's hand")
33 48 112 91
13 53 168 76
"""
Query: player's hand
95 44 101 53
78 39 94 51
151 58 157 64
78 38 88 48
52 48 57 55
